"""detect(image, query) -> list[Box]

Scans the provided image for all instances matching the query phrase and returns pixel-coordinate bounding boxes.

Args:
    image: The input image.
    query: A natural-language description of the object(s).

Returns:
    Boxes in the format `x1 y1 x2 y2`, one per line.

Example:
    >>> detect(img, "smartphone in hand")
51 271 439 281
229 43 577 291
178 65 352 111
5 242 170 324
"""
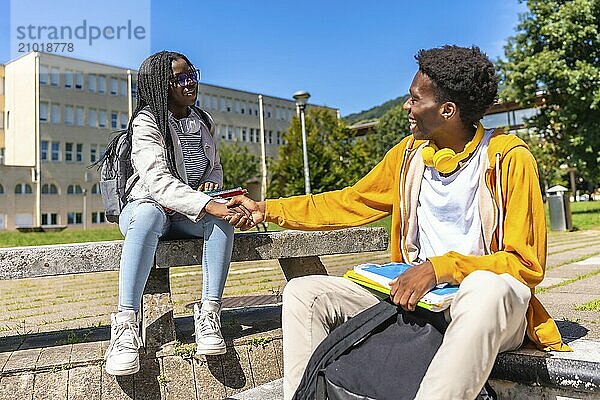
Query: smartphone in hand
204 187 247 199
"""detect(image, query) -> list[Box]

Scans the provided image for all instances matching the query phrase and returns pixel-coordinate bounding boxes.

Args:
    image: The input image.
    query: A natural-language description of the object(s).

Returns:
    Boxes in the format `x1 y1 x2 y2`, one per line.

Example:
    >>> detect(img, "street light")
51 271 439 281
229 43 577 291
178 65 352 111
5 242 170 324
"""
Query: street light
293 90 311 194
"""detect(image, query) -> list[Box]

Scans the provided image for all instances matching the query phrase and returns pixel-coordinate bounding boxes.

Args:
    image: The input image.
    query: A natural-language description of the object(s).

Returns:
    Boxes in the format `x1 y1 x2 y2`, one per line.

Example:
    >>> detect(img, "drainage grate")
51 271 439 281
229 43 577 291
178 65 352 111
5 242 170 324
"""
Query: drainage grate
185 294 282 310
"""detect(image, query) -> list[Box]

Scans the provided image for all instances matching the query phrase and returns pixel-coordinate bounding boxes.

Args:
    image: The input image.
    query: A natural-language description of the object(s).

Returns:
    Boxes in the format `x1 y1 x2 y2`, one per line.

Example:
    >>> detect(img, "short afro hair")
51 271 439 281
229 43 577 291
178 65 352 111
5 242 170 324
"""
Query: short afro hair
415 45 498 126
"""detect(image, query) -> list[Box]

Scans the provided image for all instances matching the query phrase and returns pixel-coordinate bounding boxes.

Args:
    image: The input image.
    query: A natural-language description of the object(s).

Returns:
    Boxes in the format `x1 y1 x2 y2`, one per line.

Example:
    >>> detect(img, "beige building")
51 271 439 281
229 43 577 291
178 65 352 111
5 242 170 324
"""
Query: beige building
0 52 336 230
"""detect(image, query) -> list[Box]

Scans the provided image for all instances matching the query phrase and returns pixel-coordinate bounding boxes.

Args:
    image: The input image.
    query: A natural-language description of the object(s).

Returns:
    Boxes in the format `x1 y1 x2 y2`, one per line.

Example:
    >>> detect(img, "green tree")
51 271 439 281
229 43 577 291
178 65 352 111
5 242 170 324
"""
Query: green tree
499 0 600 189
372 104 410 164
268 108 373 197
219 142 259 188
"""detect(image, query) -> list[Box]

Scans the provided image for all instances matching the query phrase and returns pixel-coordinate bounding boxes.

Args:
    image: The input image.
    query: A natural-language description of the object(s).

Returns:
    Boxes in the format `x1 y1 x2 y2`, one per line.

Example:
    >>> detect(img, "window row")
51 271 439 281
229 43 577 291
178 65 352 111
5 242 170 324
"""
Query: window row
41 141 106 163
482 108 539 128
40 211 106 225
38 64 135 98
0 183 101 195
195 95 295 121
217 125 285 145
39 102 128 129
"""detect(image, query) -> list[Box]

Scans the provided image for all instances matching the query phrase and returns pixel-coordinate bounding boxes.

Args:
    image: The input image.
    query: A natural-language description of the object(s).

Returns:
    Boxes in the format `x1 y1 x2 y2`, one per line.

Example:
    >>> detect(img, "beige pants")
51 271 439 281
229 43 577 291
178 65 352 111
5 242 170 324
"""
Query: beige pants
282 270 531 400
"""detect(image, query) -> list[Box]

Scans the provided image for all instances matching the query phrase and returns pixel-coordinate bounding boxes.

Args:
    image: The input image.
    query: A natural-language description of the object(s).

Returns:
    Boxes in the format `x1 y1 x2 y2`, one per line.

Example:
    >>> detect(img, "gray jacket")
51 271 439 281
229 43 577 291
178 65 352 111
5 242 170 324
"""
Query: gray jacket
126 106 222 221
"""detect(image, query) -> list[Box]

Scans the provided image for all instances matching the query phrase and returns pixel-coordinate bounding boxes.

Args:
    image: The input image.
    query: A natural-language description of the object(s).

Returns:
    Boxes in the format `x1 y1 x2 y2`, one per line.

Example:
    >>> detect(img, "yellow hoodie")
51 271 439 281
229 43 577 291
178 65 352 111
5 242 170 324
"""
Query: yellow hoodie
265 129 570 352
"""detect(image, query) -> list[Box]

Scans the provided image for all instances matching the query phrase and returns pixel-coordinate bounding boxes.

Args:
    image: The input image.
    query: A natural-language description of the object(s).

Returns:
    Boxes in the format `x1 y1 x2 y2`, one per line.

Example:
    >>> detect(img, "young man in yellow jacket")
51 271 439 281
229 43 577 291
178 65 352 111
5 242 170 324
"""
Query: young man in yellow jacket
226 45 569 400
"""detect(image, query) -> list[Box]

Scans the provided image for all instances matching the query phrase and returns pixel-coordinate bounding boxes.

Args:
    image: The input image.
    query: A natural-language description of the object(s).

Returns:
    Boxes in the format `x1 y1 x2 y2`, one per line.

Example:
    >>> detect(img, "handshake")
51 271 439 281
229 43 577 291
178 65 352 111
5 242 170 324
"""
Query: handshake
217 195 266 231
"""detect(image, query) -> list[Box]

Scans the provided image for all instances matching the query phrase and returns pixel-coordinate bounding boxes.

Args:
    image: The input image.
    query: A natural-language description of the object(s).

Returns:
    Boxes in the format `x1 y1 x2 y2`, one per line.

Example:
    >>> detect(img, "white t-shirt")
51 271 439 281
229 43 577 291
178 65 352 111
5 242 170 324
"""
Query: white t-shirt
416 129 494 261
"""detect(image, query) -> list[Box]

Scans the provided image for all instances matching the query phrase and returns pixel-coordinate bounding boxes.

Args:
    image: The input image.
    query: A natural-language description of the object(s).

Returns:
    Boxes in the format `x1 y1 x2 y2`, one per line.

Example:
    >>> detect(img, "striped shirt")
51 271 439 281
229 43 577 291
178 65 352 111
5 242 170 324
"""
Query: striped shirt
168 109 210 190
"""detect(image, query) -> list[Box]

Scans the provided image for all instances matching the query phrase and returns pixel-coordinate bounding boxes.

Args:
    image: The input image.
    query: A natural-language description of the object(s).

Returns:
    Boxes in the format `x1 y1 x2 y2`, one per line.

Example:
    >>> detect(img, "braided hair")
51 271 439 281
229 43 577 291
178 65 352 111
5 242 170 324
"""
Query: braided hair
96 51 195 179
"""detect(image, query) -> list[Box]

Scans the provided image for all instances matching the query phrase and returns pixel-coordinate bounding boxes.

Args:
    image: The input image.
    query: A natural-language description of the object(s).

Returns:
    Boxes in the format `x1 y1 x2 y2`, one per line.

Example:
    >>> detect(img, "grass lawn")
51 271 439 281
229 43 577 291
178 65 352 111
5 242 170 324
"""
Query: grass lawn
0 201 598 248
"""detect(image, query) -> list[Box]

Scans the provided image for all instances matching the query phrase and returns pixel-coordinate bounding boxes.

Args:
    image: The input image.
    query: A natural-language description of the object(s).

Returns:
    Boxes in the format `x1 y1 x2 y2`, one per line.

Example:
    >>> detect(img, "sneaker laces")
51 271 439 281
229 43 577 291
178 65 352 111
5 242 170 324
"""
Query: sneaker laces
105 321 142 360
196 311 222 338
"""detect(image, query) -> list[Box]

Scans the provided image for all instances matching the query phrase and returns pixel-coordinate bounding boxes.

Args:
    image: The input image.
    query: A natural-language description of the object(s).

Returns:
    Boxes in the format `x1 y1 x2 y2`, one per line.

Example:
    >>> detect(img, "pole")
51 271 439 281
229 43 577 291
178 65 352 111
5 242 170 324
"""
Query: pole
83 189 87 229
127 69 133 118
34 53 41 227
299 106 311 194
258 95 267 201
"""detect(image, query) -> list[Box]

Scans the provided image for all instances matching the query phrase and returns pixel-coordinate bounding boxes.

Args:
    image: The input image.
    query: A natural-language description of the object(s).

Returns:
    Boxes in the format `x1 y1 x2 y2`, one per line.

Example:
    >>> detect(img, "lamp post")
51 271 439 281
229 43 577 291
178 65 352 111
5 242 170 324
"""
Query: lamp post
293 90 311 194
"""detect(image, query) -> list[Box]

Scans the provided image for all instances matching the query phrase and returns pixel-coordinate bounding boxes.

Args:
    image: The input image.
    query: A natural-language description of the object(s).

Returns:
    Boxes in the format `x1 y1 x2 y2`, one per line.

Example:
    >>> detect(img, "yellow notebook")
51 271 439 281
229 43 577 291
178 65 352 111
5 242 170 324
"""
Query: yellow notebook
342 270 435 311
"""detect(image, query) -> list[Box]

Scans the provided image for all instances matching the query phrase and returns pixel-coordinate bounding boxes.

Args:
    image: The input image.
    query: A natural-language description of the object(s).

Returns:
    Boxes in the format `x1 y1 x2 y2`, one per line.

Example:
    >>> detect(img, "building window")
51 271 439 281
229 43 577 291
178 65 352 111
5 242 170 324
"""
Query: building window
88 109 97 128
120 79 127 96
50 67 60 86
91 183 101 194
41 213 59 225
15 183 32 194
268 130 273 144
131 82 138 99
67 212 83 224
92 211 106 224
51 104 61 124
90 144 98 163
98 110 107 128
220 126 226 140
99 144 106 158
235 127 240 141
242 128 247 142
219 97 226 112
40 102 49 122
51 141 60 161
64 70 73 88
250 128 255 143
39 65 49 85
111 112 118 129
41 184 59 194
211 95 217 110
227 126 233 141
98 76 106 94
76 143 83 162
75 107 84 126
110 78 118 95
65 105 74 125
234 99 240 113
226 99 232 112
65 142 74 162
75 72 84 90
41 140 49 161
67 184 83 195
88 74 97 92
120 113 128 129
241 101 246 115
0 184 4 194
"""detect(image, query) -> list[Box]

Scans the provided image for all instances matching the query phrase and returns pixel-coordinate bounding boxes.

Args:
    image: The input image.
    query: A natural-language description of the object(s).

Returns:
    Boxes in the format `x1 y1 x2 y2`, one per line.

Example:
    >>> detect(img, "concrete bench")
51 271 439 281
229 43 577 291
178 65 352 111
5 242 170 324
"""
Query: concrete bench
0 227 388 352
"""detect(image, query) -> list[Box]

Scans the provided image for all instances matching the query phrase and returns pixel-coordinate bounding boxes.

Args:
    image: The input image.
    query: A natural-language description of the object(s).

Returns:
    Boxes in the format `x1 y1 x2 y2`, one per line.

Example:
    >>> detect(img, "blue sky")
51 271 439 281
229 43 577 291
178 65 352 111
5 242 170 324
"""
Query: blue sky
0 0 526 116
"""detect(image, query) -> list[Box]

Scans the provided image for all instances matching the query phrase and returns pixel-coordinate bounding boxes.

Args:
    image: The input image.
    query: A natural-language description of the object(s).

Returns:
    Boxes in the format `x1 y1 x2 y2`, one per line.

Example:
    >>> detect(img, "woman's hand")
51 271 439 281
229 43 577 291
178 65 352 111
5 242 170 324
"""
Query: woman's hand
199 182 219 192
204 199 254 228
225 196 266 230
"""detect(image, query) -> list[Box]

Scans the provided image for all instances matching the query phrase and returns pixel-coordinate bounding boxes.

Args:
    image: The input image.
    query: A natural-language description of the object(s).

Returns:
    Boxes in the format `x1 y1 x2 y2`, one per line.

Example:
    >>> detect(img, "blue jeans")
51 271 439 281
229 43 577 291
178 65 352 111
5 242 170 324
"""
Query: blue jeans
117 199 234 312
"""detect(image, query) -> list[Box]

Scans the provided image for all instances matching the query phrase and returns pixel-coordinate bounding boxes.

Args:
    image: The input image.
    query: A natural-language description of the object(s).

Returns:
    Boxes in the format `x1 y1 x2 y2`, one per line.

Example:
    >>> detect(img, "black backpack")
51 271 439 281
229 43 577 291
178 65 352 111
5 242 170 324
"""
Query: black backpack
96 106 213 223
294 299 497 400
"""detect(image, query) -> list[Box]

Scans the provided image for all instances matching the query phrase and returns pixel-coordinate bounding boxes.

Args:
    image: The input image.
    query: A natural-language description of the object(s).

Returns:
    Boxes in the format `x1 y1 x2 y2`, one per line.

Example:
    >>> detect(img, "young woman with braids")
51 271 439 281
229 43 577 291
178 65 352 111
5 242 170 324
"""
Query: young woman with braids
103 51 250 376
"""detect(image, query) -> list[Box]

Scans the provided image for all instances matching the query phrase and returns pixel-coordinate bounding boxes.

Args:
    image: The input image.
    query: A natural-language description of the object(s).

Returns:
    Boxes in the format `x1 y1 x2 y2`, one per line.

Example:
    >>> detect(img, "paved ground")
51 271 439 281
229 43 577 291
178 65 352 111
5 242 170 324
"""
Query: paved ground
0 229 599 340
0 229 598 399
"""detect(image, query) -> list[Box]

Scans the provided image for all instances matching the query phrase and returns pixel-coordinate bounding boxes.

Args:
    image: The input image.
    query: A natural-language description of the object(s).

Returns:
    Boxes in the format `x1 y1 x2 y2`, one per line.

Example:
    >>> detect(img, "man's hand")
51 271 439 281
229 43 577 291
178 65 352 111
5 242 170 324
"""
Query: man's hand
204 199 250 222
225 196 266 230
389 260 437 312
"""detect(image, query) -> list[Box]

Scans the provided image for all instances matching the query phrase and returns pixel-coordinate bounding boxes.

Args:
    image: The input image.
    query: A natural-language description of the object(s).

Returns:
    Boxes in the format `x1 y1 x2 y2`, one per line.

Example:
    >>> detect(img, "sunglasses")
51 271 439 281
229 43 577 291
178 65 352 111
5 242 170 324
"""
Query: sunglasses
170 69 200 87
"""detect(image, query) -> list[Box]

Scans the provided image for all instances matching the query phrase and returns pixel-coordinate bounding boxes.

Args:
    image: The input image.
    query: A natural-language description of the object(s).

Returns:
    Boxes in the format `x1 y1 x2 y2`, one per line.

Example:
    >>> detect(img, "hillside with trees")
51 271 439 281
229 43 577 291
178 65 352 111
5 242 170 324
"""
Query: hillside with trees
343 95 409 125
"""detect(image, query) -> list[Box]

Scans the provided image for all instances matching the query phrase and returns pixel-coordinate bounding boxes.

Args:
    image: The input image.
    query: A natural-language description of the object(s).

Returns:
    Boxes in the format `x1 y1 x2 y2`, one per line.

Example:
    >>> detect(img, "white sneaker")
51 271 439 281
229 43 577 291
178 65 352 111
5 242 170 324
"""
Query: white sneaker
104 310 143 375
194 301 226 355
